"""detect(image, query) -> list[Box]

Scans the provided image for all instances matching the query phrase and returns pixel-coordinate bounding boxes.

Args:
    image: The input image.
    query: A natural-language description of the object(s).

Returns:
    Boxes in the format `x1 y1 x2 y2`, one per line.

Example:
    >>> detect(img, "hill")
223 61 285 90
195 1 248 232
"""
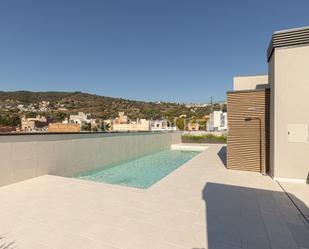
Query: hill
0 91 225 126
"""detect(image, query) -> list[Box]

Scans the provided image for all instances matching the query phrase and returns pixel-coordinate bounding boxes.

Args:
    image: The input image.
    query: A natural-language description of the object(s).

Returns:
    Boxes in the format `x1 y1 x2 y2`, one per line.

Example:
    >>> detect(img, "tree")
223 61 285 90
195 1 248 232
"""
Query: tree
81 123 91 131
102 122 111 131
198 120 206 130
54 112 67 122
176 118 186 130
95 121 111 131
0 112 21 127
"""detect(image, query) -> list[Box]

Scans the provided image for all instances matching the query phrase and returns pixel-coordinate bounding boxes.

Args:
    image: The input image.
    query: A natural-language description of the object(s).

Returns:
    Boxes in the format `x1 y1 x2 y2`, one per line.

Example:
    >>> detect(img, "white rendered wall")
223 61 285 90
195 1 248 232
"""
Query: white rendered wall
233 75 268 91
0 132 181 186
270 45 309 182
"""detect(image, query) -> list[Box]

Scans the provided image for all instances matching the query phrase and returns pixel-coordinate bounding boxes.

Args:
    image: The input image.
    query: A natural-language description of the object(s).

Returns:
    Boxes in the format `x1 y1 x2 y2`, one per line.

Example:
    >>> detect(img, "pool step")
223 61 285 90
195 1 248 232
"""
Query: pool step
171 144 208 152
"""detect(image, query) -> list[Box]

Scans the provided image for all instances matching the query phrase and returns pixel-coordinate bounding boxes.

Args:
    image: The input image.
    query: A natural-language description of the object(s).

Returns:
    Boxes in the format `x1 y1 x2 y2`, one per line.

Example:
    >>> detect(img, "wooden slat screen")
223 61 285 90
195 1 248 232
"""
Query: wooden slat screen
227 89 270 172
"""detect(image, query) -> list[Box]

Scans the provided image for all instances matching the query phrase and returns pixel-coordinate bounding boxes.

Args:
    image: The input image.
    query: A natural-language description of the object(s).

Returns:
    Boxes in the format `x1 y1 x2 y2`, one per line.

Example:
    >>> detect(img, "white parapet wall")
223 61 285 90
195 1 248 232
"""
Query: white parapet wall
0 132 181 187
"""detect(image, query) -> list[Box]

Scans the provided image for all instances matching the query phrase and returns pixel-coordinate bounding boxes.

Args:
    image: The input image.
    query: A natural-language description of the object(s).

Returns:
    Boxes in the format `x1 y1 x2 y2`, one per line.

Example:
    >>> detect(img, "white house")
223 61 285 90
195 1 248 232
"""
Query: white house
112 118 150 132
68 112 93 125
150 120 177 131
207 111 227 131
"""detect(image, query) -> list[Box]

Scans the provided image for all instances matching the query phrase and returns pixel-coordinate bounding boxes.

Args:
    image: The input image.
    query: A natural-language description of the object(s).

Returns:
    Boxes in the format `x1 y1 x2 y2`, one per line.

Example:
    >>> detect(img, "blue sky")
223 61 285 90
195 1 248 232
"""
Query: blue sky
0 0 309 103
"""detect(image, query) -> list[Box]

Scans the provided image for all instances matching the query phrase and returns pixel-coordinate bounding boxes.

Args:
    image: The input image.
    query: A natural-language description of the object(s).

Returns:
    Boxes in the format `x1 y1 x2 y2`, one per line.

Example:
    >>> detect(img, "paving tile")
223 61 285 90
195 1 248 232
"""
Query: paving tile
287 223 309 248
279 182 309 217
128 235 184 249
207 230 242 248
11 222 106 249
207 241 242 249
120 219 166 239
242 236 271 249
0 213 32 234
12 239 54 249
85 225 136 248
84 210 128 229
0 144 307 249
164 228 205 248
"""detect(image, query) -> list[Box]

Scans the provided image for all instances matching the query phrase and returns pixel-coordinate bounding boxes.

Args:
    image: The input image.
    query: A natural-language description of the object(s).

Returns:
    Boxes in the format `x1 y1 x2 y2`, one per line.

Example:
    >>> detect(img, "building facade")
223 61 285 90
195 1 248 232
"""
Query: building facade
227 79 270 173
112 119 150 132
268 26 309 182
0 125 16 133
68 112 93 125
48 123 81 132
187 122 199 131
113 112 128 124
207 111 227 131
21 115 48 132
227 26 309 183
150 120 177 131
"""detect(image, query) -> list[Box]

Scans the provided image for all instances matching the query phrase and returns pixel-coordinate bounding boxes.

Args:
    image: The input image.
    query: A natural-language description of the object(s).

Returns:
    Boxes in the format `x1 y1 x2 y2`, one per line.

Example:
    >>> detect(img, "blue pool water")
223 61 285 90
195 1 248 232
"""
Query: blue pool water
76 149 200 189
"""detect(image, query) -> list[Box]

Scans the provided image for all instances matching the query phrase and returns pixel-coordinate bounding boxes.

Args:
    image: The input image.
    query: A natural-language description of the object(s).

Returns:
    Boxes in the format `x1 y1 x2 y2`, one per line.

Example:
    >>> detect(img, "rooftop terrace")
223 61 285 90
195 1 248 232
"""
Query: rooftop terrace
0 144 308 249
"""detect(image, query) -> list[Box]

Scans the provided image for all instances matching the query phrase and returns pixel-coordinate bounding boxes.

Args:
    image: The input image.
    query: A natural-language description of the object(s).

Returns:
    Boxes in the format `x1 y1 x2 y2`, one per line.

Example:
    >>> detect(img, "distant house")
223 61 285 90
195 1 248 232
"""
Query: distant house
65 112 95 131
0 125 16 133
187 122 199 131
113 112 128 124
207 111 227 131
111 112 150 132
112 118 150 132
68 112 93 125
21 115 48 132
48 123 81 132
150 120 177 131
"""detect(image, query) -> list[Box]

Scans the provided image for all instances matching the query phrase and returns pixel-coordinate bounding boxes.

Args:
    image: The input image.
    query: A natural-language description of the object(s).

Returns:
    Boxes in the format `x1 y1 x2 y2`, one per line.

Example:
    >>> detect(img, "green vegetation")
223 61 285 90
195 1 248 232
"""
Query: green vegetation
182 134 227 143
0 110 20 126
197 120 206 130
81 123 92 131
0 91 227 127
176 118 186 130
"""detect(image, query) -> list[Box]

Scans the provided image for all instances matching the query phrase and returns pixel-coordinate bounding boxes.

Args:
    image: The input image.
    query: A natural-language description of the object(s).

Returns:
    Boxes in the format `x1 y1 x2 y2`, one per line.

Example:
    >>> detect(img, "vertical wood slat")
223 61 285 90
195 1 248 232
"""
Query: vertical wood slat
227 89 270 172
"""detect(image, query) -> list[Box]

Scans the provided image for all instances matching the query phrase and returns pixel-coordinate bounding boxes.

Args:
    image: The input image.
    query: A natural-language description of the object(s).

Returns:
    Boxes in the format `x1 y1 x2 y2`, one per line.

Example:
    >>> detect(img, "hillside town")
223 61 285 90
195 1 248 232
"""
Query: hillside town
7 110 228 133
0 108 227 134
0 94 228 133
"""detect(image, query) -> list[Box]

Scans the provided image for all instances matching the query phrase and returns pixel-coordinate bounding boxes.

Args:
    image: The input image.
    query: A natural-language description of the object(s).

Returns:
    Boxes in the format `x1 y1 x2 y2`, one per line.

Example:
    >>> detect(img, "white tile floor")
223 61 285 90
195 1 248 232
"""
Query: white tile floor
0 144 308 249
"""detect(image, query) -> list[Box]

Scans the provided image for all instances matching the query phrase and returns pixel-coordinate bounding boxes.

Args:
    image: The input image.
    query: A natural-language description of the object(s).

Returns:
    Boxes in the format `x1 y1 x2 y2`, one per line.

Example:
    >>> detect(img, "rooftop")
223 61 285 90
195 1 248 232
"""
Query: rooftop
267 26 309 61
0 144 308 249
274 26 309 34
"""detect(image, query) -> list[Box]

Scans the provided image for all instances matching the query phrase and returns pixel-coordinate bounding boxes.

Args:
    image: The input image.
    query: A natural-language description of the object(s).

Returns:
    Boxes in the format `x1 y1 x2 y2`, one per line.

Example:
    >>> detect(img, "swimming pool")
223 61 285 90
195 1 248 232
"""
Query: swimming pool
75 149 200 188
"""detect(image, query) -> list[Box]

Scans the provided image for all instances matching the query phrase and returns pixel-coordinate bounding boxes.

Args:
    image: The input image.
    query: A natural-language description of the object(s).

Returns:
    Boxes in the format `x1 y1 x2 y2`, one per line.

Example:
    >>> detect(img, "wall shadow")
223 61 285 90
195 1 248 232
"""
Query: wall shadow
202 182 309 249
217 146 227 168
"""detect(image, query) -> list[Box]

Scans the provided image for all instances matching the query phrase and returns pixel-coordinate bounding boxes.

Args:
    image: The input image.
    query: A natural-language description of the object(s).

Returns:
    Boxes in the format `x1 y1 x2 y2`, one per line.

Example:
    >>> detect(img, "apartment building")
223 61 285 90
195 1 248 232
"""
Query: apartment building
207 111 227 131
227 26 309 183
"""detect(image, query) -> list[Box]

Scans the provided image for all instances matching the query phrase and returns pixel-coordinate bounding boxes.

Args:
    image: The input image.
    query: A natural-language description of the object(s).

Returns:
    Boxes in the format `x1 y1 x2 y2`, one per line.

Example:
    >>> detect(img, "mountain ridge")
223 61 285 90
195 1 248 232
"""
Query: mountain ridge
0 91 224 126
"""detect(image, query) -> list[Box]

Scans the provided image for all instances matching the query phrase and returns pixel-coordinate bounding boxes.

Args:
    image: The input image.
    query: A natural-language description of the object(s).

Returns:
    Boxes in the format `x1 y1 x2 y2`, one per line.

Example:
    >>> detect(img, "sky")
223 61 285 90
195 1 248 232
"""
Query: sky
0 0 309 103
